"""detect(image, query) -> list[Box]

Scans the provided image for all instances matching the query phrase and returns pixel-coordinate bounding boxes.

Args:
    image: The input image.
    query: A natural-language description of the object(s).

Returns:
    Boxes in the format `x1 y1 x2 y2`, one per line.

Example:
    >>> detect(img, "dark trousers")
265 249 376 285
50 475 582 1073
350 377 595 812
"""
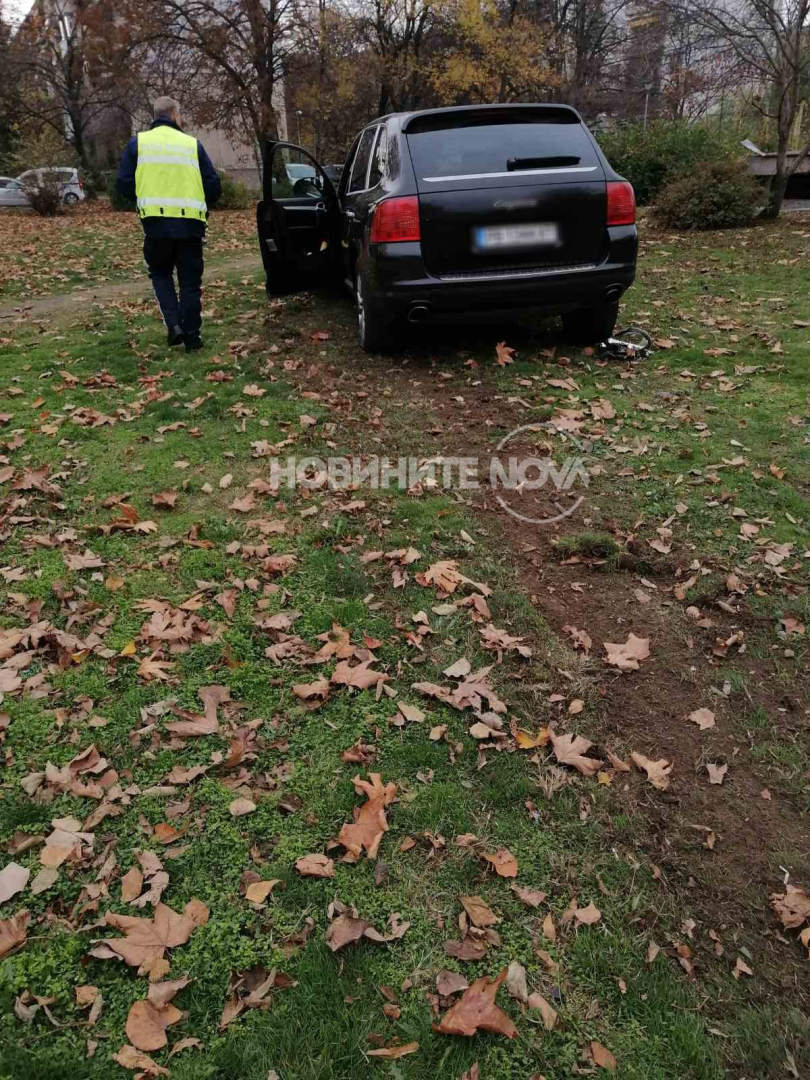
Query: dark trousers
143 237 204 344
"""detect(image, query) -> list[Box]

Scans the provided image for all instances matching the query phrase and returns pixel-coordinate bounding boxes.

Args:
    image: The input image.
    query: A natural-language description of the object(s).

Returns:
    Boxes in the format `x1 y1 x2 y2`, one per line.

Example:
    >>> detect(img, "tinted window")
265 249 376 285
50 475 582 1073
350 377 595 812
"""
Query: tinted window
349 127 377 192
0 180 7 188
406 113 599 180
368 128 388 188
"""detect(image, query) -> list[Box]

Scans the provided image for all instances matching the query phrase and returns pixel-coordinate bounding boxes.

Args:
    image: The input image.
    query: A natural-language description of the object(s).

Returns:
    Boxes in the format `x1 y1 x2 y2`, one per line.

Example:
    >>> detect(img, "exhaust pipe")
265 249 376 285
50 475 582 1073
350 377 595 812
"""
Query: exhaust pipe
603 286 623 303
407 303 430 324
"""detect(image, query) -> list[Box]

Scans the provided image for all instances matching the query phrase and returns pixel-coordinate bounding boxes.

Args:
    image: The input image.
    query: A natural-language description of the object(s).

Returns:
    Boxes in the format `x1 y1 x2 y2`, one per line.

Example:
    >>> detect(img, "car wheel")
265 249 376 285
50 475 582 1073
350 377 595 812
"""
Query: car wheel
64 193 79 205
355 269 391 353
562 299 619 345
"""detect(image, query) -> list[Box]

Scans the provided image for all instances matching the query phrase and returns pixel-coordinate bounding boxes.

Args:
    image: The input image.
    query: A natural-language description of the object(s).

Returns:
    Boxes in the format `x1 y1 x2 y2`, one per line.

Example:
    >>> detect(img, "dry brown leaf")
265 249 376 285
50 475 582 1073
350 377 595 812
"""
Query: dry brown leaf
542 912 556 944
295 854 335 878
590 1041 617 1071
603 634 650 671
549 725 603 776
495 341 515 367
481 848 518 878
245 879 283 903
460 896 501 928
367 1042 420 1059
687 708 715 730
330 659 389 691
112 1044 169 1075
121 867 144 903
433 969 517 1038
528 991 558 1030
104 902 197 967
707 762 728 786
574 901 602 926
337 773 396 860
631 752 672 791
167 1037 203 1060
0 862 29 904
0 911 29 958
436 970 470 996
325 913 369 952
733 956 753 980
770 885 810 929
229 798 257 817
510 884 547 908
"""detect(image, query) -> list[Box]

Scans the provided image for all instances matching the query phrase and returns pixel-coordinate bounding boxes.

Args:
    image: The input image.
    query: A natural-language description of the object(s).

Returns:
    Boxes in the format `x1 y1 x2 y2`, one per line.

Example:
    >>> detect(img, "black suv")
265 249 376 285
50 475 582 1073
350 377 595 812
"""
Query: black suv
257 104 637 351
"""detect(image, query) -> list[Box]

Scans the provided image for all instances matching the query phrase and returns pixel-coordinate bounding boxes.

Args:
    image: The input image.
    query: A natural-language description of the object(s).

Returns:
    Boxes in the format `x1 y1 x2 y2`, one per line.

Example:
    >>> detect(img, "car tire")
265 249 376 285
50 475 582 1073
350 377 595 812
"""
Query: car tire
64 193 79 205
562 299 619 345
355 269 391 353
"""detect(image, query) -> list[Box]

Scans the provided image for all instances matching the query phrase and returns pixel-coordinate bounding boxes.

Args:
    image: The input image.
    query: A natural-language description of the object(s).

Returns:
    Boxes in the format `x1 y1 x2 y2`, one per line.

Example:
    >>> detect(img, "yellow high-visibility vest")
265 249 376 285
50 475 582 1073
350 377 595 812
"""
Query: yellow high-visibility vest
135 126 207 221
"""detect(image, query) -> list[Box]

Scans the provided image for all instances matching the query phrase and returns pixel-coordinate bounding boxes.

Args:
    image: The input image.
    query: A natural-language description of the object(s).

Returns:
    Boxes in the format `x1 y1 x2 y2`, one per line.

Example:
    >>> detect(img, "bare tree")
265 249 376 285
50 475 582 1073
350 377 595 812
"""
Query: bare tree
142 0 300 146
676 0 810 217
6 0 145 174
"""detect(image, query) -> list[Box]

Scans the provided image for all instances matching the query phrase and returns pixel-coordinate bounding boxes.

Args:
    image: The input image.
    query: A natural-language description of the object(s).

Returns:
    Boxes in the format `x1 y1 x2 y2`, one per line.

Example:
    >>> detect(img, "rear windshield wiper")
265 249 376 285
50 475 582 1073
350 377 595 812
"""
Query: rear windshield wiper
507 156 581 170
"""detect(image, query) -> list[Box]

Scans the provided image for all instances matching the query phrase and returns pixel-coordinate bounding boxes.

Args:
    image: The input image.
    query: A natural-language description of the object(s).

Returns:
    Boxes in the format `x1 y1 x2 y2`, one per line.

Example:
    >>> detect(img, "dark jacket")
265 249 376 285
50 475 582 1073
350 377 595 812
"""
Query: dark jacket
116 119 222 239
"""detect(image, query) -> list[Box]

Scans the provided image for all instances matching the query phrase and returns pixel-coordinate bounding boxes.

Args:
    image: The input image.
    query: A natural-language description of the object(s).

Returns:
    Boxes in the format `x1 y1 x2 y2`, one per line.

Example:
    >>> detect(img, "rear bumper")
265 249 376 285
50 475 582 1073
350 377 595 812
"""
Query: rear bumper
365 225 637 321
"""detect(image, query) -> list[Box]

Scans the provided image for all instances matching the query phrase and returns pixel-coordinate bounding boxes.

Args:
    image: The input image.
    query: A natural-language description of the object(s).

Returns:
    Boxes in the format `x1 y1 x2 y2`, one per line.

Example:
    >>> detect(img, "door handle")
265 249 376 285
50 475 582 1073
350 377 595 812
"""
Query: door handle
344 209 356 220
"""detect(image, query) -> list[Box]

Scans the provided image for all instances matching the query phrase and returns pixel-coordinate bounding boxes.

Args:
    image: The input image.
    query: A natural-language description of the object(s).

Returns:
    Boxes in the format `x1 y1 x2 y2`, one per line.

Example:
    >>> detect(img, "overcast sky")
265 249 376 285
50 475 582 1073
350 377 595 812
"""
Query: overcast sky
5 0 34 22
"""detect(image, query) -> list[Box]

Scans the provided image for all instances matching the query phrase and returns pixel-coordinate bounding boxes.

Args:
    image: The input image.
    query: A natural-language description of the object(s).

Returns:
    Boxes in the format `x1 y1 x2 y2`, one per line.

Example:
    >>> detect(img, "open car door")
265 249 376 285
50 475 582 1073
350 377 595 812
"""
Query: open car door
257 142 340 295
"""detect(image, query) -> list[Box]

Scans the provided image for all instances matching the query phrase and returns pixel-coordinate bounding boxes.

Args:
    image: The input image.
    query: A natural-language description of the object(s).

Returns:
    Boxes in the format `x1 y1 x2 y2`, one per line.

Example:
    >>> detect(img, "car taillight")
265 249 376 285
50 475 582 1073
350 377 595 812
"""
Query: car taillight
79 178 84 190
370 196 420 243
606 181 635 226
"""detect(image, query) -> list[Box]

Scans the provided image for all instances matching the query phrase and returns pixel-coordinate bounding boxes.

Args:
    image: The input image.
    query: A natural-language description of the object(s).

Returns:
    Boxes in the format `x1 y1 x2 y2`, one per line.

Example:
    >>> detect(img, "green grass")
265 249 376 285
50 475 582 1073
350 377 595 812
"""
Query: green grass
0 213 808 1080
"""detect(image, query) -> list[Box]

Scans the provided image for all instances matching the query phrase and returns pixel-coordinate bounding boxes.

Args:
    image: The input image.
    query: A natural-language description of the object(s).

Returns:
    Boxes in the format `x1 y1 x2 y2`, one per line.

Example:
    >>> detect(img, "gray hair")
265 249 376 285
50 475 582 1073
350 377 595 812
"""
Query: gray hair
154 96 181 121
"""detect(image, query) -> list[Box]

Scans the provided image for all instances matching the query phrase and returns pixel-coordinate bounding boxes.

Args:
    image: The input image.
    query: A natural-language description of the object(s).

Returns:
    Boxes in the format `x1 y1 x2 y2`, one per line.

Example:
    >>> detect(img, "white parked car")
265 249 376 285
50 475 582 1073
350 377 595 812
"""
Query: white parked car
17 167 86 204
0 177 30 207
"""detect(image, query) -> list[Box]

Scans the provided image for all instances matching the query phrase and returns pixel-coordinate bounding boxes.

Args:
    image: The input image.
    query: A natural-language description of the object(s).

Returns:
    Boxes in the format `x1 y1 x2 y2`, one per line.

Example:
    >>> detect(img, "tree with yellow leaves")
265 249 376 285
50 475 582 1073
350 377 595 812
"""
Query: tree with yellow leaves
431 0 557 104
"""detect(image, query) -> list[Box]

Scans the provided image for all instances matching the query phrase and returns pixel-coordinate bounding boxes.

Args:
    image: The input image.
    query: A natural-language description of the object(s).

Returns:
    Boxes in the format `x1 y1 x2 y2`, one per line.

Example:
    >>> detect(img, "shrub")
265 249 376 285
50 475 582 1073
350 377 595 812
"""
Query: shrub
107 172 135 211
654 160 761 230
22 178 65 217
214 171 251 210
598 121 741 206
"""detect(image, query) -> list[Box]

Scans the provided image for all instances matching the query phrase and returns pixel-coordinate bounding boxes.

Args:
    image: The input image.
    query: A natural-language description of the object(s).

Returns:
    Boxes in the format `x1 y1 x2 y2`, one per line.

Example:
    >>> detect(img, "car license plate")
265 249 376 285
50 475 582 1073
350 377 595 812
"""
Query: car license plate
473 223 559 252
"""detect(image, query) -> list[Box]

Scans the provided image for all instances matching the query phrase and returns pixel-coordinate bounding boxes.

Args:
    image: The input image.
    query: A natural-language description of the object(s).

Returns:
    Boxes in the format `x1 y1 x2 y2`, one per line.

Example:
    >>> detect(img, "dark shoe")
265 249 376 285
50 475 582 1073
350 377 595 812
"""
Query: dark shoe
185 338 204 353
167 324 184 347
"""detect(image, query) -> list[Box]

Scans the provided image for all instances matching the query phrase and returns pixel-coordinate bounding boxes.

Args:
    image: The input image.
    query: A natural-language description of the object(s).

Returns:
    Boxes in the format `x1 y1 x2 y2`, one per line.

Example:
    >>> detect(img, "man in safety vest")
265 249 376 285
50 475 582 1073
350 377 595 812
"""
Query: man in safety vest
116 97 222 352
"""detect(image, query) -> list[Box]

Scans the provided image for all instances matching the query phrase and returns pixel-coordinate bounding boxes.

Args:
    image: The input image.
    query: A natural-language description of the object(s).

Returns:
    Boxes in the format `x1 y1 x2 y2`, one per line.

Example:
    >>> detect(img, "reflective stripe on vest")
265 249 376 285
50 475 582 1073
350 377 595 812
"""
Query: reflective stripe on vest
135 127 207 221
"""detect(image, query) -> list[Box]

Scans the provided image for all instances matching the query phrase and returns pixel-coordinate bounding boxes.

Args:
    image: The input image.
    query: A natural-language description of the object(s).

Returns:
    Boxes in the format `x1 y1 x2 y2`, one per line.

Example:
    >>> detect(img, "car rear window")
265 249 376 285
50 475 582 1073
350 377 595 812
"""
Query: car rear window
406 111 599 181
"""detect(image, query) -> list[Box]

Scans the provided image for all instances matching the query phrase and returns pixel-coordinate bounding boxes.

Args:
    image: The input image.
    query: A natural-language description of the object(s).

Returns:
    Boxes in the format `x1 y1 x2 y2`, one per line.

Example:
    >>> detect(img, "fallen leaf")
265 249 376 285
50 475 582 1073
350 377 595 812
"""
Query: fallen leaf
603 634 650 671
337 773 397 860
770 885 810 929
121 867 144 903
504 960 529 1003
631 752 672 791
707 763 728 786
542 913 556 944
687 708 715 730
495 342 515 367
590 1041 617 1071
367 1042 420 1059
434 969 517 1038
574 901 602 926
460 896 501 928
510 884 546 908
0 862 29 904
528 991 558 1030
0 911 29 957
733 957 753 980
437 970 470 996
103 902 197 967
325 913 369 952
481 848 518 878
229 798 257 817
112 1045 169 1075
295 854 335 878
549 726 603 776
245 879 283 903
